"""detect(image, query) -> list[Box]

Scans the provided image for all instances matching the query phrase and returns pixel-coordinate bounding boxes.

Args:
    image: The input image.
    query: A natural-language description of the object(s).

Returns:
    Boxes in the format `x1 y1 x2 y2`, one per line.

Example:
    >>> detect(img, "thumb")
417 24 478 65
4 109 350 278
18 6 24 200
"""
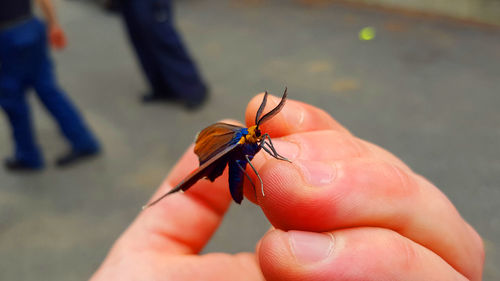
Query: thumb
258 228 468 281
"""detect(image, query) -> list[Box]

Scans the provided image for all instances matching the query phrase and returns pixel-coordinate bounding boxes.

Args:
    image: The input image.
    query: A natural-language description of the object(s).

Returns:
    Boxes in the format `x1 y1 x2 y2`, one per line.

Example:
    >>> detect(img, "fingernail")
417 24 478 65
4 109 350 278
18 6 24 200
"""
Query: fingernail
295 159 336 186
268 139 300 160
289 231 335 264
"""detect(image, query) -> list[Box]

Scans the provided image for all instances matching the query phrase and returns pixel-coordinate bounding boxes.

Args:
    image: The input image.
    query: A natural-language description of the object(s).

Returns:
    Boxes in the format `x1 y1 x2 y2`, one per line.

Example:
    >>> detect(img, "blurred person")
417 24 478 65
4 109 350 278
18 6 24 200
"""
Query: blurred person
121 0 208 109
0 0 100 171
102 0 121 13
91 94 484 281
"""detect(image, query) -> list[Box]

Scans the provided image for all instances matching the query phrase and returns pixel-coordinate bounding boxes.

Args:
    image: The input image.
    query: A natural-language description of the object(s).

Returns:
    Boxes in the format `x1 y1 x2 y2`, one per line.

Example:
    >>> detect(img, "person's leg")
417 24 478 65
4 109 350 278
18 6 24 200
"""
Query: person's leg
0 78 44 169
0 20 44 169
31 19 99 164
122 0 168 98
146 0 208 106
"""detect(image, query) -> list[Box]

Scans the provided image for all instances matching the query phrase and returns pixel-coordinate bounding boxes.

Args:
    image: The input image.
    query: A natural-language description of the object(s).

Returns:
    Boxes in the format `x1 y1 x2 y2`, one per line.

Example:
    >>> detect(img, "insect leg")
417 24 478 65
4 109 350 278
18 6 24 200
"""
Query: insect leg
261 134 291 162
262 145 281 160
258 134 277 156
235 160 257 199
245 155 265 197
264 142 289 161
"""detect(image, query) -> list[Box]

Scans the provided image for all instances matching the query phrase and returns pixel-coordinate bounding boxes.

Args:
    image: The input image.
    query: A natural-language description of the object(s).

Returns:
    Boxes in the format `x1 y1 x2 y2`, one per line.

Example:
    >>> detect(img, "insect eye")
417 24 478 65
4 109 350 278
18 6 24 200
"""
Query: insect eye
255 129 261 137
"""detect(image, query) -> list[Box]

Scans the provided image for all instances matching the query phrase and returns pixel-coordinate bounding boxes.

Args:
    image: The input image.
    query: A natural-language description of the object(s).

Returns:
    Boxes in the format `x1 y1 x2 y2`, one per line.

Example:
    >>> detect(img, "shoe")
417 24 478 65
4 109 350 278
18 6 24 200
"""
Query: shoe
183 91 209 111
4 158 43 171
141 92 178 104
103 0 121 13
55 149 100 167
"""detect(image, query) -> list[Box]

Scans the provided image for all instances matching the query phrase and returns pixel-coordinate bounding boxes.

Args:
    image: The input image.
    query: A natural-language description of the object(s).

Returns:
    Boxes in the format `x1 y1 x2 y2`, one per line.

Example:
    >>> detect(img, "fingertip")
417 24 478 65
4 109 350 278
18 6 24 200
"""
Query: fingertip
258 229 296 281
218 118 244 127
245 92 349 137
259 229 337 281
245 92 296 136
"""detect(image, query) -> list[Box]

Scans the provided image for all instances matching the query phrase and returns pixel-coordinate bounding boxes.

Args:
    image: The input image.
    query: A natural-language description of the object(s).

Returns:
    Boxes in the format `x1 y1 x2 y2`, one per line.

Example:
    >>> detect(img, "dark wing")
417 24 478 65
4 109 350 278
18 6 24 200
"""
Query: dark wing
143 143 239 209
228 160 246 204
194 122 244 165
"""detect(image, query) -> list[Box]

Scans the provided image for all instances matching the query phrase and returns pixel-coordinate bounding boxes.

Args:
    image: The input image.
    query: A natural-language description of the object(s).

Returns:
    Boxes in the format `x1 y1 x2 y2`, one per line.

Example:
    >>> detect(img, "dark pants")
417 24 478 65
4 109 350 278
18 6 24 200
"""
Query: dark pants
0 18 99 167
121 0 206 100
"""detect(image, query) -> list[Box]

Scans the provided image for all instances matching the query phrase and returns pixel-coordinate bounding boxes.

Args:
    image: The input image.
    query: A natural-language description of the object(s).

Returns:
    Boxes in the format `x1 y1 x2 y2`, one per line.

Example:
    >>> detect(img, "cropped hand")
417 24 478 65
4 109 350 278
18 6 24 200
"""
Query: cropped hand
245 94 484 280
91 94 484 280
48 24 67 49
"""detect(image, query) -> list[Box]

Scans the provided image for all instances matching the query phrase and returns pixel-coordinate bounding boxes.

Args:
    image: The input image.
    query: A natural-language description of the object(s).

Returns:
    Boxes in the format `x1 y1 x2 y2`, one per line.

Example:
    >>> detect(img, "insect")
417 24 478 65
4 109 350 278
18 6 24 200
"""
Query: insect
143 89 290 209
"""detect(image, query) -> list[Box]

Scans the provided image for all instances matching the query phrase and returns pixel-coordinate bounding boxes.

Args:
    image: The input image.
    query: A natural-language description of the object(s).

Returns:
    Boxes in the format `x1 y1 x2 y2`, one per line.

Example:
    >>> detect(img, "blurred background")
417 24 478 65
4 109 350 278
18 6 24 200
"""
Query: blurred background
0 0 499 280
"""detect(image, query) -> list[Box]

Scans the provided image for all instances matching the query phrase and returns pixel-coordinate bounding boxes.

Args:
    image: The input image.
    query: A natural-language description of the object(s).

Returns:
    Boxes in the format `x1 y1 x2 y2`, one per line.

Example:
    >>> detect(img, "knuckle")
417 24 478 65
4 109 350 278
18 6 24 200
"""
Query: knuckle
384 161 419 198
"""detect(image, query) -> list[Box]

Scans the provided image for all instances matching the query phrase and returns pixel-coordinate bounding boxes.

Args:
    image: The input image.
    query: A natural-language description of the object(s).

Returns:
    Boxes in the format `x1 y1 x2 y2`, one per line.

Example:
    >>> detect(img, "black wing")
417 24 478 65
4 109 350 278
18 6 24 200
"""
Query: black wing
143 143 240 209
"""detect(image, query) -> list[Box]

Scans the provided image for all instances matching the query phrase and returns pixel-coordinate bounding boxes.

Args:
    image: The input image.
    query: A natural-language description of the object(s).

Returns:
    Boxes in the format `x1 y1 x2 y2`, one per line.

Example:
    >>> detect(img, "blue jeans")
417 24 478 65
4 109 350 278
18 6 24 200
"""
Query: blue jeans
0 18 99 167
122 0 206 100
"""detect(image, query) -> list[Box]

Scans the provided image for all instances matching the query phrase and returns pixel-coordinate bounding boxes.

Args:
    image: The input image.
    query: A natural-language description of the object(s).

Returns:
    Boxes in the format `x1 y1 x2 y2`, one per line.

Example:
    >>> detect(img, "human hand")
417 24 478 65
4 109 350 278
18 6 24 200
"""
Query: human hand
91 94 484 280
245 94 484 280
48 24 67 49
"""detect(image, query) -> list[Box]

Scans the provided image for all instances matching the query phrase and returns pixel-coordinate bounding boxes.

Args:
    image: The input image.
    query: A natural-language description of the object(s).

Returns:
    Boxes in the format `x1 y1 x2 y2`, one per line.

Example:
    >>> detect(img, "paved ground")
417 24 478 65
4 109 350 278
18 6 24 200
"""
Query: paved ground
345 0 500 26
0 0 499 280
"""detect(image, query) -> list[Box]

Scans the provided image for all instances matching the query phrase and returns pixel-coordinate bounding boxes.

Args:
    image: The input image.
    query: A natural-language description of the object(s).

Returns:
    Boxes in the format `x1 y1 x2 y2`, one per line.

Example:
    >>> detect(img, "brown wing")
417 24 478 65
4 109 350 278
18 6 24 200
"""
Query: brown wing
194 122 244 165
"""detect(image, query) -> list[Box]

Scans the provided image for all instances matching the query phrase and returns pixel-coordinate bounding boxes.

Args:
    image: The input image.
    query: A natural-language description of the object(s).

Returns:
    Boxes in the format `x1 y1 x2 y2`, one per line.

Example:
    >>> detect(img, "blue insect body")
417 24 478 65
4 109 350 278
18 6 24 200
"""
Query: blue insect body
144 89 289 208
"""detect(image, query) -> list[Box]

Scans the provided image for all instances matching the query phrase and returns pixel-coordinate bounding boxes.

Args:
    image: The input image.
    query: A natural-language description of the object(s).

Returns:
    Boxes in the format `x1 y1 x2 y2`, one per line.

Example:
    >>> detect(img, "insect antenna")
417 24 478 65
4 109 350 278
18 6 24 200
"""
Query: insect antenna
255 91 268 125
256 88 288 126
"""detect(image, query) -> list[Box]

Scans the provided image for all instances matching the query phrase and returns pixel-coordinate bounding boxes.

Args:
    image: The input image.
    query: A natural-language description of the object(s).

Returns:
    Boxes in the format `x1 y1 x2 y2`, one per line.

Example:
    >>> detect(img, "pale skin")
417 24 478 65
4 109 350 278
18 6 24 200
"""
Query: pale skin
91 94 484 280
35 0 67 49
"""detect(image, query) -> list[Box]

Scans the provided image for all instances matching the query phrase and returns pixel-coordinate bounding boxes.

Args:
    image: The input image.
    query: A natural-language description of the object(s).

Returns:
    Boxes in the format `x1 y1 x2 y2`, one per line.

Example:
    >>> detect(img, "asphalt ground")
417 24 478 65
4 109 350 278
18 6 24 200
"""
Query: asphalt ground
0 0 499 280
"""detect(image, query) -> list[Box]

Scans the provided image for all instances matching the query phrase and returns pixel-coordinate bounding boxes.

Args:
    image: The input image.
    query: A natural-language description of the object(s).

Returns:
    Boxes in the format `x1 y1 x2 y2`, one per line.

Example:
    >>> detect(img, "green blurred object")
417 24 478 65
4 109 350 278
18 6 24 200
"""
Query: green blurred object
359 27 376 41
